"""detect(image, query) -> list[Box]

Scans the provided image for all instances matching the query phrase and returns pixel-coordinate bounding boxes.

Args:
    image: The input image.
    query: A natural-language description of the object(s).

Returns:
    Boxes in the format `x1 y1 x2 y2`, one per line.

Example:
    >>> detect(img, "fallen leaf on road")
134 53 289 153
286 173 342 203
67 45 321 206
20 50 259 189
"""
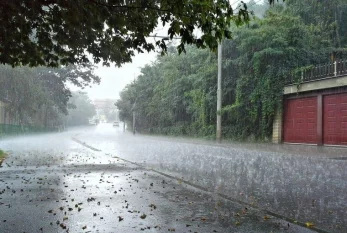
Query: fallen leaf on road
59 223 67 229
305 222 314 228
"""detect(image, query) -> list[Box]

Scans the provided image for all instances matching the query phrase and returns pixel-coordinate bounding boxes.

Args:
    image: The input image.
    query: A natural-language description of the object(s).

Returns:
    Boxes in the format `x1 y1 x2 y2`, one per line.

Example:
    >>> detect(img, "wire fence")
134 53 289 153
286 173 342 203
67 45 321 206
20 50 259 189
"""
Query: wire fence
0 124 57 138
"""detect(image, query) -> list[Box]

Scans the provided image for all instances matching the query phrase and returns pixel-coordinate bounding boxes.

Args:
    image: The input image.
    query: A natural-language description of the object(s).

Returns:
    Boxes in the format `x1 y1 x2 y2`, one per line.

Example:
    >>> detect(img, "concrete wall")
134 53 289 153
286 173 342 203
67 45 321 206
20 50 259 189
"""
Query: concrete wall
272 109 282 144
284 75 347 95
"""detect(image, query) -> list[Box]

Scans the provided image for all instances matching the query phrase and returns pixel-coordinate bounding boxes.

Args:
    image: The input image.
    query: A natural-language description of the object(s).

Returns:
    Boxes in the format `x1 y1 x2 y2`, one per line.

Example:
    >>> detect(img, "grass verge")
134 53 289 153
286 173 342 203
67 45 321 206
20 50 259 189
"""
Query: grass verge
0 149 7 166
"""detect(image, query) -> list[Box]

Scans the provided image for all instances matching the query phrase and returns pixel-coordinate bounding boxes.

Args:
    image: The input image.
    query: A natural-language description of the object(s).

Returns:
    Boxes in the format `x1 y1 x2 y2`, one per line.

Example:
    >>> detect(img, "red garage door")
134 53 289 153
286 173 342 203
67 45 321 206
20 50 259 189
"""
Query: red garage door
284 97 318 144
323 93 347 145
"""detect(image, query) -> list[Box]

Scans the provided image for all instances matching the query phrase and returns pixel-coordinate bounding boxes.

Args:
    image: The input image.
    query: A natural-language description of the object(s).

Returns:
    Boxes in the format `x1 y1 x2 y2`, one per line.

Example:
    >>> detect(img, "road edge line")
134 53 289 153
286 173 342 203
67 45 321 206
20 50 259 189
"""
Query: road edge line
73 137 328 233
71 137 101 151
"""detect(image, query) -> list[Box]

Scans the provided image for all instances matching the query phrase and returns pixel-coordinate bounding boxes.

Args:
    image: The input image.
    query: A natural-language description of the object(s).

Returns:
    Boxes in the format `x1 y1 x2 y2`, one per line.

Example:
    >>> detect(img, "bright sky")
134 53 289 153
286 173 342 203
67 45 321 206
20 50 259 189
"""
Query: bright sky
78 0 253 101
84 51 157 101
82 26 167 101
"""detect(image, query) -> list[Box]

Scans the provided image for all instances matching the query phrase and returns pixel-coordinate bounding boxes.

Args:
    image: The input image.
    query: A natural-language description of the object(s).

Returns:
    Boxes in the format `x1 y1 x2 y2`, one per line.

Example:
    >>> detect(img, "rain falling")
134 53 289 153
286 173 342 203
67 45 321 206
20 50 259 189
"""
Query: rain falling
1 0 347 233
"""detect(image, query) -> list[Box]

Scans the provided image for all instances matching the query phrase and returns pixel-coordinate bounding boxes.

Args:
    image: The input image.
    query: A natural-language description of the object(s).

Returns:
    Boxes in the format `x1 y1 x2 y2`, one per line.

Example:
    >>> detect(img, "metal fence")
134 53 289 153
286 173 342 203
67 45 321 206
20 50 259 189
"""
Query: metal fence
0 124 56 137
287 60 347 85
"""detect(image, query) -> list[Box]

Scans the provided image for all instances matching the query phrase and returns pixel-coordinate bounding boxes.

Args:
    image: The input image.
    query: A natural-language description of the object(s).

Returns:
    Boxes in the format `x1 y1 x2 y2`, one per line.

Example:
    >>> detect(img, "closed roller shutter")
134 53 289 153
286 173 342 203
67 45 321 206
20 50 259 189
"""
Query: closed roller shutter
284 97 318 144
323 93 347 145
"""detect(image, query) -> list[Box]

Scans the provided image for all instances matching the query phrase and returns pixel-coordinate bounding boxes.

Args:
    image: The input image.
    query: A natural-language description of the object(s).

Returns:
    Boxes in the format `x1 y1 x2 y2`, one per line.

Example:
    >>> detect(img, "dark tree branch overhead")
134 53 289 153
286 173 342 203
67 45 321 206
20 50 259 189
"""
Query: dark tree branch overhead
0 0 278 68
88 0 173 13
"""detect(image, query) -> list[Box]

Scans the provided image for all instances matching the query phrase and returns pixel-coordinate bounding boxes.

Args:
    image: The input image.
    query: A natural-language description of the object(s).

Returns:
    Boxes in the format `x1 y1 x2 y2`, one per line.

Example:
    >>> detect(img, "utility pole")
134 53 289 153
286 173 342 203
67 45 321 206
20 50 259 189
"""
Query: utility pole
216 43 222 143
132 110 136 135
131 100 137 135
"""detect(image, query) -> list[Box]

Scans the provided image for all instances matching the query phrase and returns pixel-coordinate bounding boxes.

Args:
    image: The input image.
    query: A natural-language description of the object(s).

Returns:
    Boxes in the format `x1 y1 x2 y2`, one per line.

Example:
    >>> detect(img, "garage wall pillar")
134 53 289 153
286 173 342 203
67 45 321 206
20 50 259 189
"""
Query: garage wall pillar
272 108 283 144
317 94 323 146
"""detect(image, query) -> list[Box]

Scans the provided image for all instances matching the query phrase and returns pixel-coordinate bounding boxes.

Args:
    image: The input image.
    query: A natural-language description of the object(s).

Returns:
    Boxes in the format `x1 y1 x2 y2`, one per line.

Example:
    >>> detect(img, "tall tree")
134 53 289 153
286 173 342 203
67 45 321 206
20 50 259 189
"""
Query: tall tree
0 0 255 68
223 5 335 138
65 92 96 126
116 0 343 140
0 64 100 127
284 0 347 58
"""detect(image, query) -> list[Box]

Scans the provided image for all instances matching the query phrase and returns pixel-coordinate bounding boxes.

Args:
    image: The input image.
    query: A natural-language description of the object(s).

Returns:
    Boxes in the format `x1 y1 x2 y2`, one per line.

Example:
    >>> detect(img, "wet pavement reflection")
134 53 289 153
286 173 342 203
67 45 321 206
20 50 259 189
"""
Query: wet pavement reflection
0 123 345 232
76 123 347 232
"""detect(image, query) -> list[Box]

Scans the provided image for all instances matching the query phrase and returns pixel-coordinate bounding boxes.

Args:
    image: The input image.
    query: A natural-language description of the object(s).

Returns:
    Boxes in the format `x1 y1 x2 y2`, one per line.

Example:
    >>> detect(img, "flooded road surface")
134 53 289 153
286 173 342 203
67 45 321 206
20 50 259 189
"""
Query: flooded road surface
0 124 344 232
76 123 347 233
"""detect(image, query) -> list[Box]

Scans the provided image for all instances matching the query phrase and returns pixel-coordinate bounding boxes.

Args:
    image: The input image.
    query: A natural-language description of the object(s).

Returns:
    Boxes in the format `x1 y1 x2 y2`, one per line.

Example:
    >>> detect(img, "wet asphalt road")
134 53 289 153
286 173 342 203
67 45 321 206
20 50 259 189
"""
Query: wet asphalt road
0 124 346 233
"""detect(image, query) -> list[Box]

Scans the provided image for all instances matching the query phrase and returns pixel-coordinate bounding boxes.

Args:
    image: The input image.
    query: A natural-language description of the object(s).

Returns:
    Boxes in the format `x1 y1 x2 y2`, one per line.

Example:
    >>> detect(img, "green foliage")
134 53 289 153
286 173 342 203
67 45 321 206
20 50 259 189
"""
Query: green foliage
65 92 96 126
116 46 217 136
116 0 345 140
0 0 255 67
0 149 6 165
0 64 100 128
0 149 5 157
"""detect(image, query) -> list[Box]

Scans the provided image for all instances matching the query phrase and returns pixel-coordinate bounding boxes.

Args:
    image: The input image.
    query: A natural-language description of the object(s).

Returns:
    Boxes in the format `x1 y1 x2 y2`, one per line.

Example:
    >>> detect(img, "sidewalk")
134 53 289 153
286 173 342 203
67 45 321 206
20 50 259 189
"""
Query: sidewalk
138 134 347 158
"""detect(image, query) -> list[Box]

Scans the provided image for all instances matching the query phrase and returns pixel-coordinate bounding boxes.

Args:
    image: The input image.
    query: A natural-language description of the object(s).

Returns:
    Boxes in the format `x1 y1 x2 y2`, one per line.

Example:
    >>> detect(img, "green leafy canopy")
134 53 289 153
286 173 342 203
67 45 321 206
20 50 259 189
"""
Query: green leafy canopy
0 0 268 68
115 0 347 141
0 63 100 127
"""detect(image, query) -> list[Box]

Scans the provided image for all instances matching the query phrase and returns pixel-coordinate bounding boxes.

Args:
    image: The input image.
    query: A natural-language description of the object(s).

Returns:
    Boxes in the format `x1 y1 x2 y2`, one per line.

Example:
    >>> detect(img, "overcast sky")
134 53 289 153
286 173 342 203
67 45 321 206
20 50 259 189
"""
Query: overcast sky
79 26 167 101
76 0 252 101
83 51 157 101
